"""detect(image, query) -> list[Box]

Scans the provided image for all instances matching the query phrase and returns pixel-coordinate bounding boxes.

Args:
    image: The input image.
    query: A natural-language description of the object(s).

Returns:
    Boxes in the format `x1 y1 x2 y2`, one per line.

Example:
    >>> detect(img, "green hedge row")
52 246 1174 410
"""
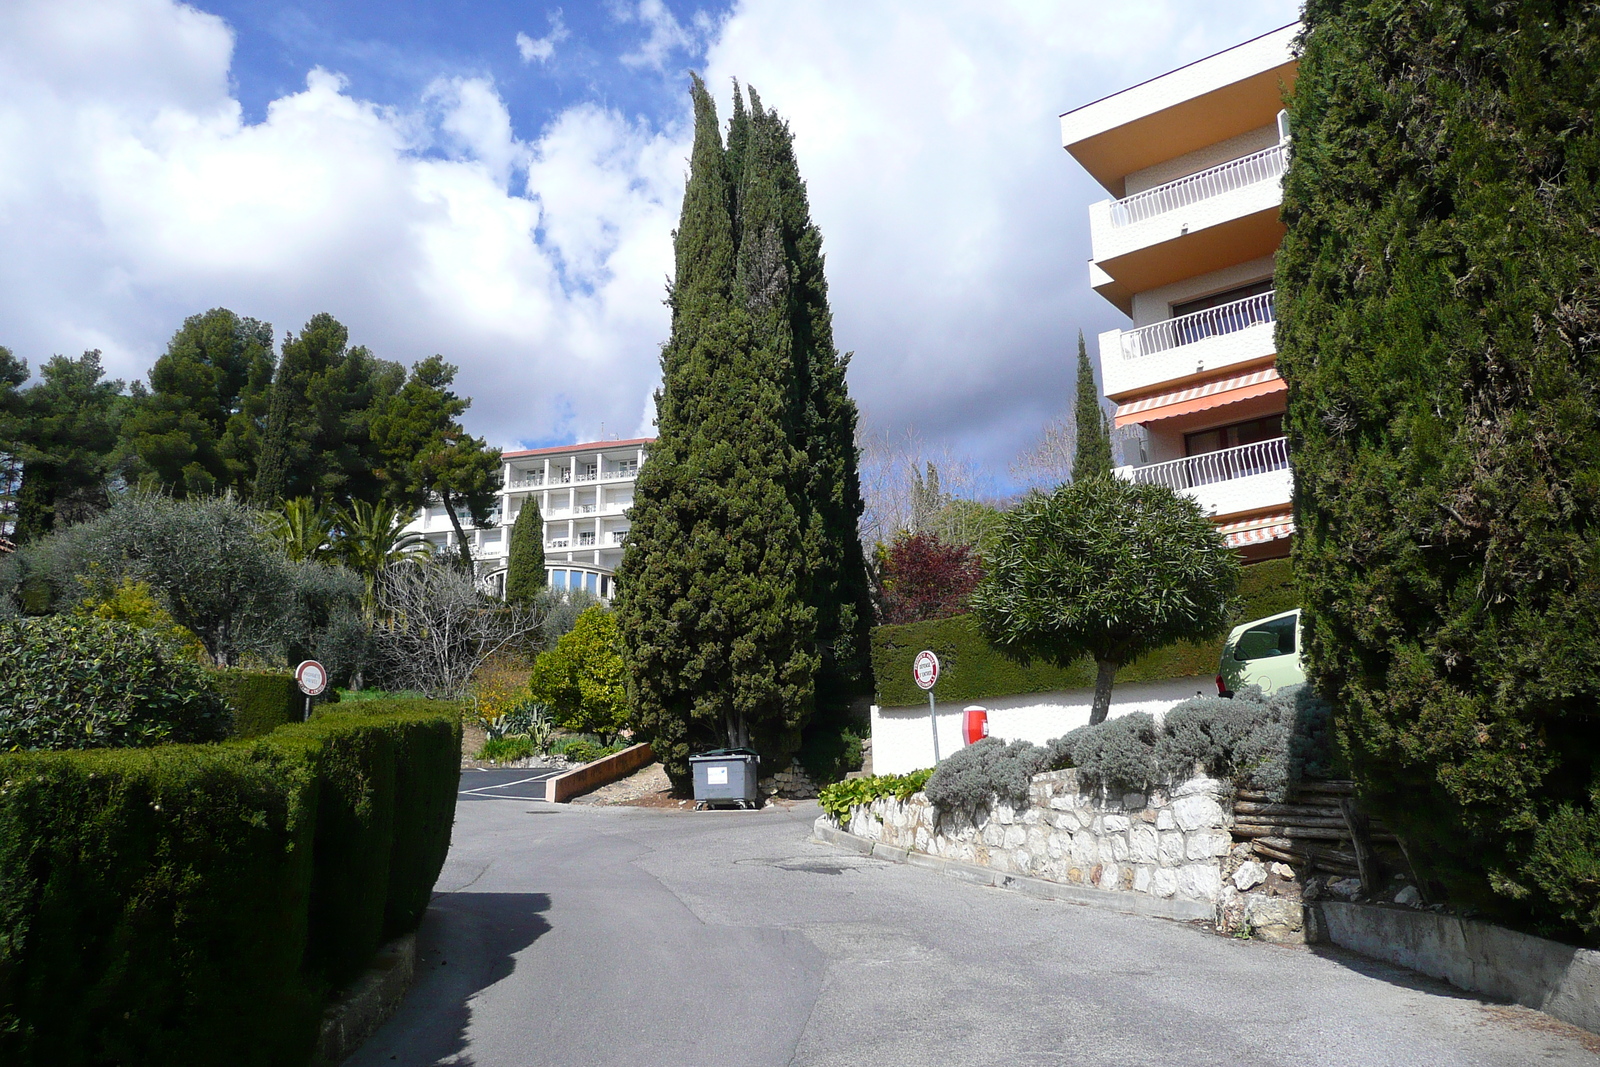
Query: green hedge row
212 669 303 738
873 558 1296 707
0 699 461 1067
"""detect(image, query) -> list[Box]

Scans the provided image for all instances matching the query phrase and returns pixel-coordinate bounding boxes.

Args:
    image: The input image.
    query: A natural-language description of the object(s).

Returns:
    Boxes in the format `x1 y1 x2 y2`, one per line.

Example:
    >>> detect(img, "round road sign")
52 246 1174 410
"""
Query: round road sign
913 650 940 691
295 660 328 696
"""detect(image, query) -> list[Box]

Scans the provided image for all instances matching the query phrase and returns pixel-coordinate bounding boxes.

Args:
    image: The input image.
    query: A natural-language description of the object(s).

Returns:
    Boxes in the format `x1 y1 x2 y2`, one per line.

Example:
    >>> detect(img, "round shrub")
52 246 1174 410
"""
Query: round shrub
0 617 232 750
1055 712 1159 794
924 737 1049 814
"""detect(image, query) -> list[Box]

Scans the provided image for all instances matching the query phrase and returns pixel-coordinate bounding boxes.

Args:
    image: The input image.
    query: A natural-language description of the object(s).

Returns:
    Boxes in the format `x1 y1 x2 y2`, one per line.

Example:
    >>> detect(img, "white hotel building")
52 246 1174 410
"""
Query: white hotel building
1061 24 1299 561
405 437 652 600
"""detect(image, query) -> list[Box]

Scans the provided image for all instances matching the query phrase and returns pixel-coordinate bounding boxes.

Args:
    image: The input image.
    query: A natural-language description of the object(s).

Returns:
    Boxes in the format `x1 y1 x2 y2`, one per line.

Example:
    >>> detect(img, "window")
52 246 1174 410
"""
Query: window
1232 615 1297 661
585 572 597 593
1171 278 1273 319
1184 414 1283 457
550 569 567 588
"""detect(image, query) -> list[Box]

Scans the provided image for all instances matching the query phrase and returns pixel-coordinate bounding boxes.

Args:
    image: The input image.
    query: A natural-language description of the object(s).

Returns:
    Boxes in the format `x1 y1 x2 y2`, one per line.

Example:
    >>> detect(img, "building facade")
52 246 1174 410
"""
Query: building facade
1061 24 1298 560
405 437 652 599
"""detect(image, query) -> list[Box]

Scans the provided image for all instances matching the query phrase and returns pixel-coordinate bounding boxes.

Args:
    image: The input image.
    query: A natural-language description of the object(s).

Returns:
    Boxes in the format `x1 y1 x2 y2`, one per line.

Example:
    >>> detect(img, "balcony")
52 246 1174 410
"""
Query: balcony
575 503 597 514
1088 143 1288 311
547 538 570 549
1119 436 1291 518
578 532 596 546
1101 290 1277 399
611 530 629 544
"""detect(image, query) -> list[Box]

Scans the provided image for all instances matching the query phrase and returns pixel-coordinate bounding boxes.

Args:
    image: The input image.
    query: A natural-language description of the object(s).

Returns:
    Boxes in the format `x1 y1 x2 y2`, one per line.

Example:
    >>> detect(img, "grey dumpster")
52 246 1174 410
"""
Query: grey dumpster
689 749 761 810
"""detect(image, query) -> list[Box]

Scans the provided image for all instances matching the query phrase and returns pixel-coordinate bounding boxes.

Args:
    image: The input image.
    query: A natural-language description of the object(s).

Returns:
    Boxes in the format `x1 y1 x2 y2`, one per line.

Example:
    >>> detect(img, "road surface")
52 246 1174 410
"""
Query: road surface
348 795 1598 1066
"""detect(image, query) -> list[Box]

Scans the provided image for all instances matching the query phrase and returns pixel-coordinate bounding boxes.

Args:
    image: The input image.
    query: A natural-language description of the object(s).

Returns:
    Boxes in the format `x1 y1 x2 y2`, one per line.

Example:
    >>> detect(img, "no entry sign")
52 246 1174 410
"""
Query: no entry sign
295 660 328 697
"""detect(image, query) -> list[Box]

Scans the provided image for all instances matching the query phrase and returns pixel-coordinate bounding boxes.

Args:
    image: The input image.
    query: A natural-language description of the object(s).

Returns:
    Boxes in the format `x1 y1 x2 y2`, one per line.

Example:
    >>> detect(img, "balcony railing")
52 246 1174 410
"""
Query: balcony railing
575 504 597 514
1121 291 1275 360
547 538 569 549
611 531 629 544
1128 437 1289 492
1110 142 1286 228
578 533 596 546
507 474 544 489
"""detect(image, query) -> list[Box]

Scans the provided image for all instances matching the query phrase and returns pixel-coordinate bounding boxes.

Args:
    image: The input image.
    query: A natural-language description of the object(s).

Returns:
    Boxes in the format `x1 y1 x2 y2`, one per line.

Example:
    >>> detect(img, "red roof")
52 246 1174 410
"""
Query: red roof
502 437 654 460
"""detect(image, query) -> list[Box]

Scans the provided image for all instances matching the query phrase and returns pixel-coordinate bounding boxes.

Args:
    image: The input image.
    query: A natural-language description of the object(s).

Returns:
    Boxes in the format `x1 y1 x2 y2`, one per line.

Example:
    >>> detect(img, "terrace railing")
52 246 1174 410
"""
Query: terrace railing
1109 142 1286 228
1128 436 1289 492
1120 291 1275 360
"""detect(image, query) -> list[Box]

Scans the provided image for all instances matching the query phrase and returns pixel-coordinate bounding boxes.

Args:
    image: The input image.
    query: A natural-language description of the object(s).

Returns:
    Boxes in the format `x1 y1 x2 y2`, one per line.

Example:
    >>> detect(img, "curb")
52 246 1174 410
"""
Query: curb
811 820 1214 922
313 933 417 1066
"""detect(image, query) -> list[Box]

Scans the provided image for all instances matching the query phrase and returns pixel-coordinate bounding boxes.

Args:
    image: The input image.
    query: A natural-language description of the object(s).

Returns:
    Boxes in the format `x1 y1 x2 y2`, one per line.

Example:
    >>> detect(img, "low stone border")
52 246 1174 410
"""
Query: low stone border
813 818 1213 922
1310 901 1600 1036
313 932 416 1065
544 742 655 802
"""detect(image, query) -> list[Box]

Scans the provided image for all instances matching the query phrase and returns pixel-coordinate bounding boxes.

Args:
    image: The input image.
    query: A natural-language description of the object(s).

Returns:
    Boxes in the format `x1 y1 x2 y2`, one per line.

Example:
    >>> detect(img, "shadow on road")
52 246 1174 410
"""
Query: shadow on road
352 892 552 1067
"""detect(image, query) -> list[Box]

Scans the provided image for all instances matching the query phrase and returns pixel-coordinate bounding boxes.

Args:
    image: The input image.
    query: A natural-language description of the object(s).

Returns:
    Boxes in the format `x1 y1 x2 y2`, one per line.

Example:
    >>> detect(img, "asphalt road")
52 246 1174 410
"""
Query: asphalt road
347 797 1599 1067
458 767 567 802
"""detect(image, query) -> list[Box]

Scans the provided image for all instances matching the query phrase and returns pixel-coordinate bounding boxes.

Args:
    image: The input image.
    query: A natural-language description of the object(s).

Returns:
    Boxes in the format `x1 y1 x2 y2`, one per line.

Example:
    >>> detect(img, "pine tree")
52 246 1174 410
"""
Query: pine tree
616 76 818 786
252 313 403 508
12 352 125 542
1071 331 1112 482
504 495 545 604
121 308 274 498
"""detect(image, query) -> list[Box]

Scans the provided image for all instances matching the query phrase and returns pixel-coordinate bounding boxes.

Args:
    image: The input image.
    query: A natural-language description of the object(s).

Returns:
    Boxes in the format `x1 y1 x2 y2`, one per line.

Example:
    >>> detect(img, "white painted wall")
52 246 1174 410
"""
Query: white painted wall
869 676 1214 776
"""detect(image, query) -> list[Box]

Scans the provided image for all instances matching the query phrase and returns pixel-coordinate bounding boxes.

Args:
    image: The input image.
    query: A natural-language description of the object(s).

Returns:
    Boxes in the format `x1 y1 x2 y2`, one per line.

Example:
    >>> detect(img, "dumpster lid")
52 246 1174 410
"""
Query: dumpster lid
690 748 760 760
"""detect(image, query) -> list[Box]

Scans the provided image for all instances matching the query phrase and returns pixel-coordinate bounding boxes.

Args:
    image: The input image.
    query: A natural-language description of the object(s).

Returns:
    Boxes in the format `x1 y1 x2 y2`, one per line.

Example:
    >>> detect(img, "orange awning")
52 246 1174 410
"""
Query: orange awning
1114 367 1285 428
1219 511 1294 548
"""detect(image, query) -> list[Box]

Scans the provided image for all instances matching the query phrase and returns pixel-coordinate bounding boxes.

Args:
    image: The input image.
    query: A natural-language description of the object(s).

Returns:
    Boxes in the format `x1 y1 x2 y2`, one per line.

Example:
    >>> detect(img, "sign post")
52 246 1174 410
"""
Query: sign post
913 650 941 764
295 659 328 721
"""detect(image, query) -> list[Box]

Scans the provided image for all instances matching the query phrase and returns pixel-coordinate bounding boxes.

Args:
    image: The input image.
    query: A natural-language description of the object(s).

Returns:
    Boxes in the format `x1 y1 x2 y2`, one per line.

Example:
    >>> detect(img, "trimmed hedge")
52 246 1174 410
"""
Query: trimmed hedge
873 558 1295 707
0 699 461 1067
213 669 302 739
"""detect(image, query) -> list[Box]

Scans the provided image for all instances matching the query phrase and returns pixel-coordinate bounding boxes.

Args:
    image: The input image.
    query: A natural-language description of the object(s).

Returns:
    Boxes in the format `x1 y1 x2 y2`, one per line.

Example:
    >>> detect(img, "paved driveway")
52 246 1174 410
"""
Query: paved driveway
457 767 567 802
347 797 1599 1067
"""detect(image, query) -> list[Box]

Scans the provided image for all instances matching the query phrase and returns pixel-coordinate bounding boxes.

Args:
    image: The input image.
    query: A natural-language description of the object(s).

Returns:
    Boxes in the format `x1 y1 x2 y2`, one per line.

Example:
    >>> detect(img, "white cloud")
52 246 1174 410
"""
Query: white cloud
0 0 681 447
516 11 569 65
0 0 1302 467
613 0 700 72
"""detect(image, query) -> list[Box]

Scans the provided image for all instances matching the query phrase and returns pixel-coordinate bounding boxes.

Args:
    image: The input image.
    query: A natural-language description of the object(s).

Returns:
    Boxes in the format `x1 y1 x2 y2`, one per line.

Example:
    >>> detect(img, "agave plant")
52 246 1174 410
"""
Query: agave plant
331 499 430 617
265 497 334 563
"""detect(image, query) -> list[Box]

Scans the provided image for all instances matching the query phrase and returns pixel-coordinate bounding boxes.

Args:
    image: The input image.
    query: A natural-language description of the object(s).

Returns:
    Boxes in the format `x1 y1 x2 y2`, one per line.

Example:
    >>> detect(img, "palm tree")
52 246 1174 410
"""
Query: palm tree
331 499 430 616
265 496 333 563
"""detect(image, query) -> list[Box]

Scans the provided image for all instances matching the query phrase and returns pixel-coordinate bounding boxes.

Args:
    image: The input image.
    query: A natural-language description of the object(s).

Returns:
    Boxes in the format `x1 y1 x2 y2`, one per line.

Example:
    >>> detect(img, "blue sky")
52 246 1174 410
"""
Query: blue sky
206 1 730 132
0 0 1302 491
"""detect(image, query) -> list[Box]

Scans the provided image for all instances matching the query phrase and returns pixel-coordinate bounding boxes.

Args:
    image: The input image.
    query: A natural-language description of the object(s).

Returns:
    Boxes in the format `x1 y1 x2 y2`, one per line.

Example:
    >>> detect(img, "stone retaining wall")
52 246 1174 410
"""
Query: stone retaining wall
840 768 1233 906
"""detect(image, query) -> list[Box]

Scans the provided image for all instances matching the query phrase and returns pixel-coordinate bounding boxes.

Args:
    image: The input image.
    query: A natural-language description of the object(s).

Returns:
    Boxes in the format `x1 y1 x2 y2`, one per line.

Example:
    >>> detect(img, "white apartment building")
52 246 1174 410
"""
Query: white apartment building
406 437 652 599
1061 24 1299 561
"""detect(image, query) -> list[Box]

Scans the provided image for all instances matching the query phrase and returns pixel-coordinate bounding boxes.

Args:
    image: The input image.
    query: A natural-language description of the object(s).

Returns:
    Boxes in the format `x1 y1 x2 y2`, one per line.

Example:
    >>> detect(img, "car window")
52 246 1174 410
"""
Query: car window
1234 614 1297 661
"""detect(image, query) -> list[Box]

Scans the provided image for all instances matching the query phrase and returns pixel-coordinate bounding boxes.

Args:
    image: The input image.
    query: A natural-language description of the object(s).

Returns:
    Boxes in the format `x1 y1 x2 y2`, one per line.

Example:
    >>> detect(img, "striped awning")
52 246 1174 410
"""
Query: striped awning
1114 367 1285 428
1219 511 1295 548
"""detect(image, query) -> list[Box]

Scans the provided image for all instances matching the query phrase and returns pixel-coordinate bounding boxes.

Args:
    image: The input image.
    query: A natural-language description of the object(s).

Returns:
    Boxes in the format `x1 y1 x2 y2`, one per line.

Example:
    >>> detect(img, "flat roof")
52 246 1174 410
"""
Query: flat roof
503 437 654 460
1061 23 1299 196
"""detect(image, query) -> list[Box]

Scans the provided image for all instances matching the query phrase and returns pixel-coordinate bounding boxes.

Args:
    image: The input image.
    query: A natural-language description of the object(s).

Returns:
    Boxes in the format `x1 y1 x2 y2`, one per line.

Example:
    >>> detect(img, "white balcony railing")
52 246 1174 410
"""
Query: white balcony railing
575 504 597 514
578 533 596 546
547 539 569 549
611 531 629 544
1121 291 1275 361
1129 437 1289 492
1110 143 1286 228
507 474 544 489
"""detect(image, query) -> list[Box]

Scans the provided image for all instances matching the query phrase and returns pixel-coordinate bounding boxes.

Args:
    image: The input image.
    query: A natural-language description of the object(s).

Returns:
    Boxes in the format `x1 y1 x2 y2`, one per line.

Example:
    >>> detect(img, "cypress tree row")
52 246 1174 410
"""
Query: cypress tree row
1278 1 1600 940
504 495 545 604
617 76 870 785
1070 330 1112 482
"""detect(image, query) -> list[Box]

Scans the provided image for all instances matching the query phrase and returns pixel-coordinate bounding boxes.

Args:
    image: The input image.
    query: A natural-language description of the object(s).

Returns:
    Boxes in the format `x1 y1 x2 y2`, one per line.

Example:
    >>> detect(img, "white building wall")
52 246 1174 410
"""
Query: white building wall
870 677 1215 777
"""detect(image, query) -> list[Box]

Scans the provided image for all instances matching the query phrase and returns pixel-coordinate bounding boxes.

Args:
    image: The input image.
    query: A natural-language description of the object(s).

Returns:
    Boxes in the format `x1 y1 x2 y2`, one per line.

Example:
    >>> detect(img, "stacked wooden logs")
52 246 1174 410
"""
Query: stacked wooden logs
1230 780 1394 882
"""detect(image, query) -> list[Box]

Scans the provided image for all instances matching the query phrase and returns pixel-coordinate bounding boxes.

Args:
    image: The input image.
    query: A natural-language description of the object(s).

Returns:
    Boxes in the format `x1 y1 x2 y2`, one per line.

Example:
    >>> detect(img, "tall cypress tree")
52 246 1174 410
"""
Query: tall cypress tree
746 88 876 719
1280 1 1600 938
1071 331 1113 482
616 76 819 786
504 495 546 604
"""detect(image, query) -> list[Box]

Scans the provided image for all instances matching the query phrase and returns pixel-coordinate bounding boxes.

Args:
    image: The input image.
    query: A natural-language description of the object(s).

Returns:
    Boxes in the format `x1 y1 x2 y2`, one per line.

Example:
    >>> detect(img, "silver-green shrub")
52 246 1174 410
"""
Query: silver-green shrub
1053 712 1160 794
923 737 1049 814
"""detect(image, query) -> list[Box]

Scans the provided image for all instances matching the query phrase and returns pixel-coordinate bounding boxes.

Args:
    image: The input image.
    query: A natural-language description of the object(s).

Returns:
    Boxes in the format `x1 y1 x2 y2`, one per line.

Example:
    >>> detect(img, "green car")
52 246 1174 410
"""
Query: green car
1217 608 1304 697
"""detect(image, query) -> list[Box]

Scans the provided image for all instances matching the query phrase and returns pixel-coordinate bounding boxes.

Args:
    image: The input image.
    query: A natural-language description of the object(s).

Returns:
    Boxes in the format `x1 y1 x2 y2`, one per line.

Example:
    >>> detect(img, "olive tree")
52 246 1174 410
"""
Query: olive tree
969 478 1238 725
